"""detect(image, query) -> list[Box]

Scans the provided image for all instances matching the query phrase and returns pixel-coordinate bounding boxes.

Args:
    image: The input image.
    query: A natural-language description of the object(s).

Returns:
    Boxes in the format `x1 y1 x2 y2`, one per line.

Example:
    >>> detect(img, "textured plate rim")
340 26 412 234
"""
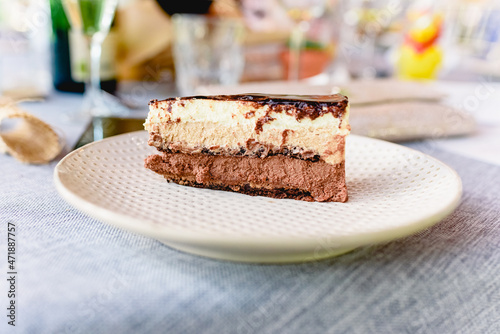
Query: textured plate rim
54 131 462 251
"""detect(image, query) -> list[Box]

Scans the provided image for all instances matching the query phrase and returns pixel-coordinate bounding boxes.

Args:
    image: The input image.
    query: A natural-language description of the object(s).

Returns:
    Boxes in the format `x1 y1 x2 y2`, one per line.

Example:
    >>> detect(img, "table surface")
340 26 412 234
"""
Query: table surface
1 81 499 333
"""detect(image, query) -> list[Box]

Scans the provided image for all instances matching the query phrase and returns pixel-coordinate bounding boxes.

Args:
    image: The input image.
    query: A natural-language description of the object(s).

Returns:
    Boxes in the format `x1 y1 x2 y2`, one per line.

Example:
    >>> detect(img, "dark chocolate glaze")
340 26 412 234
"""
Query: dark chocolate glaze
149 93 349 121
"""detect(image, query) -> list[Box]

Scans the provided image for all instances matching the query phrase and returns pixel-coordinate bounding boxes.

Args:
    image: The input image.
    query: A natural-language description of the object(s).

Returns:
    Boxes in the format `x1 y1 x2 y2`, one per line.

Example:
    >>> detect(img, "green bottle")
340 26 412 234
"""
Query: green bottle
49 0 117 93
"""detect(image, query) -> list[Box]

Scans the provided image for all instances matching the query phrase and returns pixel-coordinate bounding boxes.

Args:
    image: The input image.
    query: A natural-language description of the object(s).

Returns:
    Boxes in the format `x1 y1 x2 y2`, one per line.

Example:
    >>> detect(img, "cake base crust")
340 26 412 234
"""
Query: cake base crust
144 153 348 202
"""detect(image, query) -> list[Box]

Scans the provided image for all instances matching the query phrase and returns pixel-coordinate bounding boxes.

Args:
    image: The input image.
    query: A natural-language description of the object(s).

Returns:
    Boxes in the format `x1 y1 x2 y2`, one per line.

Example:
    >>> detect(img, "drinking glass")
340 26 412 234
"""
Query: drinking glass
333 0 404 80
172 14 245 96
62 0 119 116
279 0 327 81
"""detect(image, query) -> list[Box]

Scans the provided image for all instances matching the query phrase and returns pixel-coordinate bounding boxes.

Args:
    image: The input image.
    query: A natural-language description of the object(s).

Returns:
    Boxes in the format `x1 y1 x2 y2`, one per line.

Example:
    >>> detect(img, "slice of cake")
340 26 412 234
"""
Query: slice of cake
144 94 350 202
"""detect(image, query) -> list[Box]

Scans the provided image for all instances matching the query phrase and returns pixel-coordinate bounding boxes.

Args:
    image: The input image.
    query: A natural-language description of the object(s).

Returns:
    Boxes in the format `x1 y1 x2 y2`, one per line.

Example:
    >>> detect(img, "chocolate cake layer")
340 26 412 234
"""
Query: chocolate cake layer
145 152 348 202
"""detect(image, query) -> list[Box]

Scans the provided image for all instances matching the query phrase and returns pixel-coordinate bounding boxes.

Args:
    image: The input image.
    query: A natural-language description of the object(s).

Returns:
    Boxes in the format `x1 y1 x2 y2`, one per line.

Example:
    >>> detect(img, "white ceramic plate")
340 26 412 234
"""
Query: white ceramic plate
54 131 462 263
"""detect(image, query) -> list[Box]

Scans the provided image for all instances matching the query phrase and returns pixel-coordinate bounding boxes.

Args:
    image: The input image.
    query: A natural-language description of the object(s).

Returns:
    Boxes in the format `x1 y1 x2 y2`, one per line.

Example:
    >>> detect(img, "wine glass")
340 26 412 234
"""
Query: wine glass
62 0 119 117
279 0 328 81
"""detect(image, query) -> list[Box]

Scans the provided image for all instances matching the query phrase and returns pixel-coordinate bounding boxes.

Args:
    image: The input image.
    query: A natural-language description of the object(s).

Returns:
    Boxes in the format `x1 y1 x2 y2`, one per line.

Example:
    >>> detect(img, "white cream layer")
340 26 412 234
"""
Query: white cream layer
144 98 350 165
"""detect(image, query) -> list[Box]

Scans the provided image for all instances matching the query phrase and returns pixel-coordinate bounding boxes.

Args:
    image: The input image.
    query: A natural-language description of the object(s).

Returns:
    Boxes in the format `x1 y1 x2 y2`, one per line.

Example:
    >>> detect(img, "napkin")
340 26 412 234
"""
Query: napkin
196 79 476 142
0 98 63 164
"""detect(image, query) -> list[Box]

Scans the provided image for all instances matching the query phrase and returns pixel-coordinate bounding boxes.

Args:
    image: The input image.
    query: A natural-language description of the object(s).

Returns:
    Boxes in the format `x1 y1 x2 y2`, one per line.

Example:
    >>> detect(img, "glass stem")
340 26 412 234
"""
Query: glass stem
86 34 103 101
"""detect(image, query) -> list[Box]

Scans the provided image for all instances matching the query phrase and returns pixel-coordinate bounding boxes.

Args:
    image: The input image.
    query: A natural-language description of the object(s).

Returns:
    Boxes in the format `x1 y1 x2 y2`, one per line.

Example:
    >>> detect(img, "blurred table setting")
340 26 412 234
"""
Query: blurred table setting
1 0 500 333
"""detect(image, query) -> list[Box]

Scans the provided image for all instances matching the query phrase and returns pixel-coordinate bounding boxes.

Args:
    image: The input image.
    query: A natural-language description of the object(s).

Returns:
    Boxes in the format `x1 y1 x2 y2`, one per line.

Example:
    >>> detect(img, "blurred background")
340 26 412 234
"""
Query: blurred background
1 0 499 100
0 0 499 154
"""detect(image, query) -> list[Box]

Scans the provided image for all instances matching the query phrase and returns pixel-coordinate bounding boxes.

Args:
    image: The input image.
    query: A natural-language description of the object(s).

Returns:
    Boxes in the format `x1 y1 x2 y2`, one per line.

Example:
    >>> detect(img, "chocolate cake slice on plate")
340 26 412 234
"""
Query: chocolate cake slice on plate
144 94 350 202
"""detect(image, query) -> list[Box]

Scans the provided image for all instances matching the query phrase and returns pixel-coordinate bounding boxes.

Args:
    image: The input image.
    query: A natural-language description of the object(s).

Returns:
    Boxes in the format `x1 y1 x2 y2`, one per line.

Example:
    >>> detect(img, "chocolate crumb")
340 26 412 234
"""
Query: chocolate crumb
165 117 181 124
255 115 275 133
150 132 326 162
246 138 258 150
281 130 292 146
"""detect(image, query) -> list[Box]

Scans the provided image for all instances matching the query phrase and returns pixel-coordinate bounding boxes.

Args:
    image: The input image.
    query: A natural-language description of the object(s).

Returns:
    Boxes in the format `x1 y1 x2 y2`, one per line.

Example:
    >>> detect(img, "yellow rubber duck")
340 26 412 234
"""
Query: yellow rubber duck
397 12 443 80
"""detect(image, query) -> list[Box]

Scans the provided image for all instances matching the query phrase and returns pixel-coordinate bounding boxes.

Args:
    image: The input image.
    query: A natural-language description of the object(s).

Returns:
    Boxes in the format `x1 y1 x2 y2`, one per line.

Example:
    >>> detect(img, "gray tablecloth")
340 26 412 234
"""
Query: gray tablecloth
1 140 499 334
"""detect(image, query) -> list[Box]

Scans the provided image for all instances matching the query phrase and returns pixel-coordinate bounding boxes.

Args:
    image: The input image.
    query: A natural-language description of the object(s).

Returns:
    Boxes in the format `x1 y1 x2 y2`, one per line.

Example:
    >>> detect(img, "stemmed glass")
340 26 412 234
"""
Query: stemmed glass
62 0 119 117
279 0 327 81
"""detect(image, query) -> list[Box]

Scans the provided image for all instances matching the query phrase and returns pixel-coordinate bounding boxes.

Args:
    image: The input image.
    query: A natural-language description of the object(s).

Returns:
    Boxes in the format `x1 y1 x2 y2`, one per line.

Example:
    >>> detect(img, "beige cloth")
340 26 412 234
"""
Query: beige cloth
0 98 63 164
